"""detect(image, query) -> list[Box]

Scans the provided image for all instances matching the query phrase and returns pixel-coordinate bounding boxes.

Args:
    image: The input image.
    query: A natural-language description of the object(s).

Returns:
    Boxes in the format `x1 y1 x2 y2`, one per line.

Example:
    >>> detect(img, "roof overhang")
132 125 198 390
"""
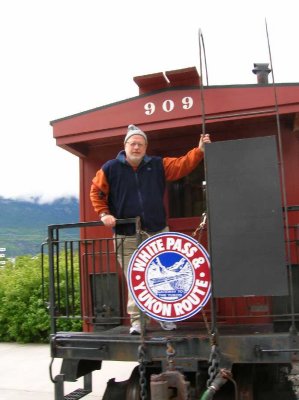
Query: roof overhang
50 67 299 157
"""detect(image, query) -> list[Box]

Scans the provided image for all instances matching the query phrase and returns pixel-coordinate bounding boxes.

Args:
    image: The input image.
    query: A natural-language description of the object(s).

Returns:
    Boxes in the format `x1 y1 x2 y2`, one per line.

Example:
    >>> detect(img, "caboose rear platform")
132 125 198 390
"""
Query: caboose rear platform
50 323 295 399
45 213 299 399
52 324 292 366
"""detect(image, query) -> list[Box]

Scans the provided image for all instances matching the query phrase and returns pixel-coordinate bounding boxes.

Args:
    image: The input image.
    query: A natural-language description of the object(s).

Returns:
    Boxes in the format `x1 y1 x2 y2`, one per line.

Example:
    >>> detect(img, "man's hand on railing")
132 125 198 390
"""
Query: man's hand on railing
100 214 116 228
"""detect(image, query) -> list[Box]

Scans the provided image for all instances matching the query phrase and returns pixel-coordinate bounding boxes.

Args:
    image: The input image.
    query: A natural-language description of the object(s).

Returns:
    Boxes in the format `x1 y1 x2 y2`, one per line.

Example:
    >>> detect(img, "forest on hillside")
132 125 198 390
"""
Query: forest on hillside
0 197 79 257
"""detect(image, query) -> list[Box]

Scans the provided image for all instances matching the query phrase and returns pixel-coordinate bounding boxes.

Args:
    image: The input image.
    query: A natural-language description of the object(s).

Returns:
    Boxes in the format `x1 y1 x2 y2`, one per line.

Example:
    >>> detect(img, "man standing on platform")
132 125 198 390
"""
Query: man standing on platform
90 124 211 334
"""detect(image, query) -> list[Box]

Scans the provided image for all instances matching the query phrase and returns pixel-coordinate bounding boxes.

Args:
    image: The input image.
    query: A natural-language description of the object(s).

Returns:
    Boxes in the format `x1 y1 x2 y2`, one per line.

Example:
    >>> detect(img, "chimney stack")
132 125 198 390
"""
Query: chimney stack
252 63 271 84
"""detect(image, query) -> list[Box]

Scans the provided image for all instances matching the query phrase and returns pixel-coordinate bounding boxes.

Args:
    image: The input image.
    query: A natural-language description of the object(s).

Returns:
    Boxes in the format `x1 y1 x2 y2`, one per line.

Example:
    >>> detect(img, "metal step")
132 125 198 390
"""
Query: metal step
64 388 91 400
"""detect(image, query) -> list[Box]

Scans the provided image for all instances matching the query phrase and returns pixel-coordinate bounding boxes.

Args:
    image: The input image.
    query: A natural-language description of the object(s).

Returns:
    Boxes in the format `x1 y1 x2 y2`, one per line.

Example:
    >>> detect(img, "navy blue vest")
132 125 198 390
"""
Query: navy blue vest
102 151 166 235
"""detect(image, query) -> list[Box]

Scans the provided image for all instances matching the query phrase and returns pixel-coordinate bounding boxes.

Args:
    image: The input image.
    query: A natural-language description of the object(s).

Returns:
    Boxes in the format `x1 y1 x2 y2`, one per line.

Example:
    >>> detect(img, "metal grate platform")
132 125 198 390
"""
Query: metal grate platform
64 388 91 400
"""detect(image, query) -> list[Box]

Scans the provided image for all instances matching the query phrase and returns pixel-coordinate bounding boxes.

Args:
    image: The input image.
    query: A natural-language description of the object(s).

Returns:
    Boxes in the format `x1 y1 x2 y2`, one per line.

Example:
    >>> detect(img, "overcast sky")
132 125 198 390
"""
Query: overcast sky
0 0 298 203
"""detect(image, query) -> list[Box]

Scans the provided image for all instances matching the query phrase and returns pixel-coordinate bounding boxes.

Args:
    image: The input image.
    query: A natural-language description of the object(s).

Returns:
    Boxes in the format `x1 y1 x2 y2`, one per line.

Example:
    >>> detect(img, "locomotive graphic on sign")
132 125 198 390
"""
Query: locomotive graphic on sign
127 232 211 322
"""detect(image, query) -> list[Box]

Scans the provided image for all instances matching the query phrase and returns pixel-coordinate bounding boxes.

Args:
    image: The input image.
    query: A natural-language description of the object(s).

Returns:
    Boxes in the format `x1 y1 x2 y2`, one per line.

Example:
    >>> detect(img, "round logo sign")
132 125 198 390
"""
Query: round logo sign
127 232 211 322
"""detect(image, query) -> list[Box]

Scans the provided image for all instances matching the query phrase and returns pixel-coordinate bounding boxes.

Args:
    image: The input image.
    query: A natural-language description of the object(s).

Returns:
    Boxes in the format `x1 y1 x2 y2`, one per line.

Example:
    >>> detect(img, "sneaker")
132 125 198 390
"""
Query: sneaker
129 323 141 335
159 321 177 331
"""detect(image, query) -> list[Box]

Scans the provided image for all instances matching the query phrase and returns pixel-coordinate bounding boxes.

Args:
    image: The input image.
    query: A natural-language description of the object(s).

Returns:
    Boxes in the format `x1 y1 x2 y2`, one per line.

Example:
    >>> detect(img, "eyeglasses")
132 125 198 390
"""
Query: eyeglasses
126 141 146 148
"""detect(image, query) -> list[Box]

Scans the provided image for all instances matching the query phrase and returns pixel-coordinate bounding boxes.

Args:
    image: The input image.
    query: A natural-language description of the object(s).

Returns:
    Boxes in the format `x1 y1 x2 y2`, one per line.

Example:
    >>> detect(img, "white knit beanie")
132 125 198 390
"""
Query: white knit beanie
124 124 147 144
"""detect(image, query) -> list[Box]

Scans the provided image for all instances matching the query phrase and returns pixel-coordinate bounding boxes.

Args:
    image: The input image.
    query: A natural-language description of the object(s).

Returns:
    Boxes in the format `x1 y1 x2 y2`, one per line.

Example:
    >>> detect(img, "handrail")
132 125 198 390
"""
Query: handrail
47 217 137 231
47 217 141 334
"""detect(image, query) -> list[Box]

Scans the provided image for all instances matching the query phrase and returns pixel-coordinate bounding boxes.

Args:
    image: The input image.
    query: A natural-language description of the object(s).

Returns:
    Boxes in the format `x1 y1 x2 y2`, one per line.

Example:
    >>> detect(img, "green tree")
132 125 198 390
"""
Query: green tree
0 253 82 343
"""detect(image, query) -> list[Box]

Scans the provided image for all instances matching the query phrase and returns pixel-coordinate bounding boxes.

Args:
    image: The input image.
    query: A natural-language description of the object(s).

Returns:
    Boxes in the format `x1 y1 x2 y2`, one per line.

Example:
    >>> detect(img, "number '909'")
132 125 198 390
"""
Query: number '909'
144 97 194 115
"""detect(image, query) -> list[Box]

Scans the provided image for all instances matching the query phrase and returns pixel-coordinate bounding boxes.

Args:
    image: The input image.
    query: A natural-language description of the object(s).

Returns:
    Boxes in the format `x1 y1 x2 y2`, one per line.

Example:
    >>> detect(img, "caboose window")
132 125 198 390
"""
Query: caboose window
168 163 206 218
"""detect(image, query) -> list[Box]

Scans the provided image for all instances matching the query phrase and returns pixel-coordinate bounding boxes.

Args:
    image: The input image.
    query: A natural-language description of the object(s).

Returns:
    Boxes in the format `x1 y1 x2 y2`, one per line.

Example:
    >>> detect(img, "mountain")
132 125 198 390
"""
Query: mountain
0 197 79 257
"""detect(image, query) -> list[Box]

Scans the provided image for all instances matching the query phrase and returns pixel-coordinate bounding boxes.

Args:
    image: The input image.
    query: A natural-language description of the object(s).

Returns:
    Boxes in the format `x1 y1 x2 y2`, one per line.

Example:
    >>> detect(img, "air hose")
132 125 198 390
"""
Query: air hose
200 387 216 400
199 369 232 400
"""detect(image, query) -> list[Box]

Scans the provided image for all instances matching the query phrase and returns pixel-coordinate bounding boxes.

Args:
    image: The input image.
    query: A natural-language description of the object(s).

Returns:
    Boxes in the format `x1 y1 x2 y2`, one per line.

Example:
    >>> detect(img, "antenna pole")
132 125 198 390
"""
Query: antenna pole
198 28 208 135
198 28 218 338
265 18 296 334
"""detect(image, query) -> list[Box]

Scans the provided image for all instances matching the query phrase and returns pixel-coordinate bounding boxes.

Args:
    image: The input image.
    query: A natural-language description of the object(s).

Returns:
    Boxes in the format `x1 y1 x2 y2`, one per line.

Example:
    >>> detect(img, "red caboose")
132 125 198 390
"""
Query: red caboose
48 66 299 399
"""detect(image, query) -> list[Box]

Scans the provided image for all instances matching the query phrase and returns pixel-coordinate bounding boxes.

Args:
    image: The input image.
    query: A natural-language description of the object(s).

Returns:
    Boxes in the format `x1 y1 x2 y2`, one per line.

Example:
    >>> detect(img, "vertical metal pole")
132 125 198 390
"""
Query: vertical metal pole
265 19 296 334
198 29 206 136
70 241 75 316
135 216 146 337
78 239 84 321
198 28 218 338
48 225 57 334
54 374 65 400
84 373 92 392
64 241 69 317
41 243 46 306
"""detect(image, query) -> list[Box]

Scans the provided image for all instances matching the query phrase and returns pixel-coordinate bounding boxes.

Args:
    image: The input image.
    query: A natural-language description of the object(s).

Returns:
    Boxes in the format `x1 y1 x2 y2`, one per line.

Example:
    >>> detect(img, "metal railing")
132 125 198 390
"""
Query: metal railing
41 215 299 335
42 218 140 334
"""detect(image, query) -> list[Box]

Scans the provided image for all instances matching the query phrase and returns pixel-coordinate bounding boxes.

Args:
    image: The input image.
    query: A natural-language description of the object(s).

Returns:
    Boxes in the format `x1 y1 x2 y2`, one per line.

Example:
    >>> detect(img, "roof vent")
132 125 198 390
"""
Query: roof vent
133 67 200 94
252 63 271 84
